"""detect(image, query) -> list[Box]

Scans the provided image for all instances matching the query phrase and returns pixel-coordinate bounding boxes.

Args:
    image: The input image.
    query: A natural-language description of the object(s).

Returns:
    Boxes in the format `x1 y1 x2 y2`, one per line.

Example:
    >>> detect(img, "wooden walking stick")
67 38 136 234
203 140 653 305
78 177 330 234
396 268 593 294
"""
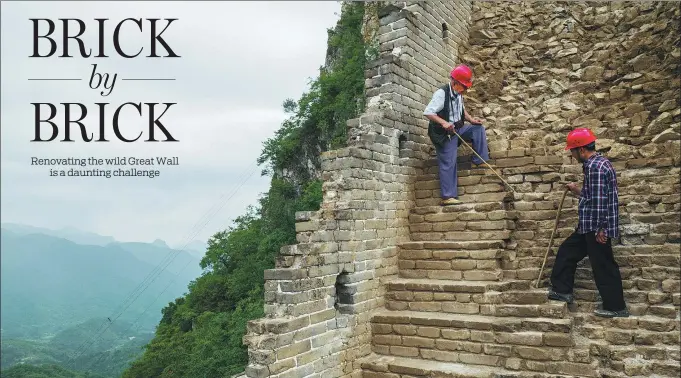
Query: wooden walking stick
449 129 517 195
535 188 569 288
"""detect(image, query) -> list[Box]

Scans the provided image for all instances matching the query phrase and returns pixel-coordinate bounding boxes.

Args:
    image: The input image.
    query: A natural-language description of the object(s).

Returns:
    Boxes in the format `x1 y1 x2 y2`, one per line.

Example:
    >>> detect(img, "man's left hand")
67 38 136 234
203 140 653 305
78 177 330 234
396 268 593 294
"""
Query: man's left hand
596 230 608 244
471 117 485 125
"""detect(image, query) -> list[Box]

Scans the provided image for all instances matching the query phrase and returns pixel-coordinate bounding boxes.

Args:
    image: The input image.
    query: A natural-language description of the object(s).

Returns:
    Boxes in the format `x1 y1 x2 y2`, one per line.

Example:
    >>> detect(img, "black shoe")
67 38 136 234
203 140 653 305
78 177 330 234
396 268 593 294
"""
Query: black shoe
594 308 630 318
548 289 574 304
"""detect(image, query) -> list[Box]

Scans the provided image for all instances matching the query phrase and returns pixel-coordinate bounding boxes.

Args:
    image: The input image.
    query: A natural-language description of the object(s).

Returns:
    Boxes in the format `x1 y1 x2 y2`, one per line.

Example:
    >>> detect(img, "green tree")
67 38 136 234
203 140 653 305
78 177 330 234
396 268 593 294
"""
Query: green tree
257 1 367 185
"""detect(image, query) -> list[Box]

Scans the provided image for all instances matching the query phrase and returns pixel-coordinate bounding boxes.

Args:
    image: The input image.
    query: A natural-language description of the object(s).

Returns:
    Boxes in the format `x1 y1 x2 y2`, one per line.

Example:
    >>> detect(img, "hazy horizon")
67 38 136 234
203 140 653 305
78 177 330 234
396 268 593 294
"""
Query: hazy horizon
1 221 208 249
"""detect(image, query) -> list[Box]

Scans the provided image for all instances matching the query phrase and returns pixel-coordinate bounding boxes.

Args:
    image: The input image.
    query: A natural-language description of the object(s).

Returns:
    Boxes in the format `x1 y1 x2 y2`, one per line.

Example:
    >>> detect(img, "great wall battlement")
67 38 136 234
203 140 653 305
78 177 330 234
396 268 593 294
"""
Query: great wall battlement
241 2 680 377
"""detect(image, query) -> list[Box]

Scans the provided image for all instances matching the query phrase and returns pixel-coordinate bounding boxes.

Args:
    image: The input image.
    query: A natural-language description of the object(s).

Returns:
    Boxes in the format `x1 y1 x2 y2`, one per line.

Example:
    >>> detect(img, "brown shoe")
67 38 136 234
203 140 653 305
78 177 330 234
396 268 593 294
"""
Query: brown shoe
441 198 461 206
473 161 495 169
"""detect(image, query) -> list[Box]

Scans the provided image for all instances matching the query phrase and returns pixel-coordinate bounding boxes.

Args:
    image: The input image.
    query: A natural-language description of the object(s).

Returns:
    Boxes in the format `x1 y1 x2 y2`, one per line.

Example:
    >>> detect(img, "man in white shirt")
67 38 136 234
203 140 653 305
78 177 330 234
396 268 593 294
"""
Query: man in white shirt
423 64 492 205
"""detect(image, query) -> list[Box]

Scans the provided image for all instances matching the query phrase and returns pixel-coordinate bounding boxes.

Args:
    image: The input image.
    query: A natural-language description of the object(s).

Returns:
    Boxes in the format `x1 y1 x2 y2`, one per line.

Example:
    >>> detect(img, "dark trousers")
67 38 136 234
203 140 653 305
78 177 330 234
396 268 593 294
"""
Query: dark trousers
550 231 626 311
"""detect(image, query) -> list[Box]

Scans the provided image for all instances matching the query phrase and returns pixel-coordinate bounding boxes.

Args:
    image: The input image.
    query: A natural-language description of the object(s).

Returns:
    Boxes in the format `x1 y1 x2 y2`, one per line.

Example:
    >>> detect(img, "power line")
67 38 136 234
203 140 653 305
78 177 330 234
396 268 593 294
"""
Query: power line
65 163 259 369
81 165 258 371
67 163 257 368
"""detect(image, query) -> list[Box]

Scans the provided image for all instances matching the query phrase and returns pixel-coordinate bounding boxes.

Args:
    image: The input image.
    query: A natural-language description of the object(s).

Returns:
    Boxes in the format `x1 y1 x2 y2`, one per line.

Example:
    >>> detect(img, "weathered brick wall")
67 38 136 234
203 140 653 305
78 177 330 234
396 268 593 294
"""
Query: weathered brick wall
455 1 681 375
241 2 473 377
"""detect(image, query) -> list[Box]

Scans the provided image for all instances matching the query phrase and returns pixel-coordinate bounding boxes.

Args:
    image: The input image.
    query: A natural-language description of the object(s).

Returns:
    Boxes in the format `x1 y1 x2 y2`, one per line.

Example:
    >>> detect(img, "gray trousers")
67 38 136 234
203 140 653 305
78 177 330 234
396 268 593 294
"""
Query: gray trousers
435 124 490 199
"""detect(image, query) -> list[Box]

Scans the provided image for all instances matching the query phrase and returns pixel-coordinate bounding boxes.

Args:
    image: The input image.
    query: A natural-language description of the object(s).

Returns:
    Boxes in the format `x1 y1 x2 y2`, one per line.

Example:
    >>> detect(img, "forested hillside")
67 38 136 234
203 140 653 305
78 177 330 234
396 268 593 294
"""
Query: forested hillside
1 318 154 377
1 364 106 378
121 2 371 377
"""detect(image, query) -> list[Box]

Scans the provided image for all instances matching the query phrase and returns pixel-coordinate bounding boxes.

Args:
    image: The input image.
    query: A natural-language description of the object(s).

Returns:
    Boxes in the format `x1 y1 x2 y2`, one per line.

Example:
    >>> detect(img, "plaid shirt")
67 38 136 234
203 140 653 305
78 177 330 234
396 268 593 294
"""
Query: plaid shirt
577 153 620 238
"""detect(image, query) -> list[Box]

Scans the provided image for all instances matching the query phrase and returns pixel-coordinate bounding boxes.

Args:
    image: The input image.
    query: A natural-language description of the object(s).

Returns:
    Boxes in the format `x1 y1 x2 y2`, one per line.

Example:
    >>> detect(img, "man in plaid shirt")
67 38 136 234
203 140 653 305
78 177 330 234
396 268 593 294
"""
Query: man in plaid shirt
548 128 629 318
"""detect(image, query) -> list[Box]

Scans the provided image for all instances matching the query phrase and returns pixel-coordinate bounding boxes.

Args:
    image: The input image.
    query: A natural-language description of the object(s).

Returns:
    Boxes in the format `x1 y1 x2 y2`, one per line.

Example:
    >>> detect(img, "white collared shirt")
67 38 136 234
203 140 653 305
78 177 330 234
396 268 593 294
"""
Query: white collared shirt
423 84 464 124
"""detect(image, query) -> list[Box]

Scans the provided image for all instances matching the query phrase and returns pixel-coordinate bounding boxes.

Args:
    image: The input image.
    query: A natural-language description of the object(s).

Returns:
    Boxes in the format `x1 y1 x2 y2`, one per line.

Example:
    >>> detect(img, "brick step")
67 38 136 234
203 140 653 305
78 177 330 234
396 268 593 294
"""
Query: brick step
411 231 512 242
399 267 504 281
386 289 554 313
414 187 506 201
477 290 553 305
573 287 677 305
602 361 680 378
587 340 680 377
409 220 515 234
575 271 681 285
414 192 513 208
384 278 531 293
367 311 592 374
504 268 543 281
359 354 522 378
425 150 534 162
411 202 510 217
571 302 679 318
399 250 503 272
415 177 505 188
573 313 680 335
416 173 505 187
421 158 501 173
501 257 541 271
567 285 680 318
385 278 532 305
359 354 598 378
572 254 681 271
421 157 555 174
383 286 568 316
409 210 519 226
371 310 572 333
595 347 680 377
399 240 507 250
572 314 681 371
400 248 503 262
575 278 681 297
415 183 505 198
589 341 680 361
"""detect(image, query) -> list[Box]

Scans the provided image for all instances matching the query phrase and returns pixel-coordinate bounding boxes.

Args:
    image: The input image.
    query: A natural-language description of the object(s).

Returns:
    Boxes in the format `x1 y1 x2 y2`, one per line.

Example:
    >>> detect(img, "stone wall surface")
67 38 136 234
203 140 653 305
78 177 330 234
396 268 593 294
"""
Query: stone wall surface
446 2 680 376
242 1 680 378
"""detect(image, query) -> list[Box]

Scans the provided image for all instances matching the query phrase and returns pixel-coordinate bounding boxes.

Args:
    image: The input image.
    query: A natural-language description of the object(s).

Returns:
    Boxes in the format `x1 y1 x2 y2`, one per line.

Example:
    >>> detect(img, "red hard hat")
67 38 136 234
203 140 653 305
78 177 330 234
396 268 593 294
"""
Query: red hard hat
565 128 597 150
451 64 473 88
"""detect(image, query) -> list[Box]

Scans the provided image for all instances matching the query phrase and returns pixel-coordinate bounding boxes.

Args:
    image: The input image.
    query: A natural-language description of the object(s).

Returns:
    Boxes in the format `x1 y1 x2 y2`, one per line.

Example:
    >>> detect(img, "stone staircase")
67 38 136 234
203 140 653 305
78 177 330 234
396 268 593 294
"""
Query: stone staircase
569 259 681 377
406 160 516 285
358 155 680 377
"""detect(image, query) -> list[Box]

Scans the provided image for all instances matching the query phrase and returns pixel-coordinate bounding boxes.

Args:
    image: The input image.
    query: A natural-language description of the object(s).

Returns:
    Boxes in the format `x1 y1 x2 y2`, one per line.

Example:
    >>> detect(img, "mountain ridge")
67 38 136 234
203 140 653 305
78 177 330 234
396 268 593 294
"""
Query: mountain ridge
0 222 208 258
0 228 205 339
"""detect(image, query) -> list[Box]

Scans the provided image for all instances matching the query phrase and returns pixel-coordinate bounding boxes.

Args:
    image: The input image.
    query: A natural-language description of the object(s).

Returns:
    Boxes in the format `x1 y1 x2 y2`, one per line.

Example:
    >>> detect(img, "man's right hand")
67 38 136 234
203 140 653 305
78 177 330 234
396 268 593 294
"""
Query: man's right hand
566 183 580 195
441 122 454 131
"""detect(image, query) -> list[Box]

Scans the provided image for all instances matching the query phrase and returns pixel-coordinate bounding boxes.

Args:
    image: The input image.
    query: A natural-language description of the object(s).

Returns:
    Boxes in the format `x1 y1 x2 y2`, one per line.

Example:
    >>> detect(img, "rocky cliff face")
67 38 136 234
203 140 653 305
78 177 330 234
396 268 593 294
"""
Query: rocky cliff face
452 2 681 376
459 1 680 244
461 1 680 164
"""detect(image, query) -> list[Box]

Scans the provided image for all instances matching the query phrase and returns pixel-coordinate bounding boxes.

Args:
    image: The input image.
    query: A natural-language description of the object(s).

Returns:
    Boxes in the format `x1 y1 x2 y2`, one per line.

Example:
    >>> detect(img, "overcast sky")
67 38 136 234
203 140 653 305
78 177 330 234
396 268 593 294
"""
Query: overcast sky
0 1 342 247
